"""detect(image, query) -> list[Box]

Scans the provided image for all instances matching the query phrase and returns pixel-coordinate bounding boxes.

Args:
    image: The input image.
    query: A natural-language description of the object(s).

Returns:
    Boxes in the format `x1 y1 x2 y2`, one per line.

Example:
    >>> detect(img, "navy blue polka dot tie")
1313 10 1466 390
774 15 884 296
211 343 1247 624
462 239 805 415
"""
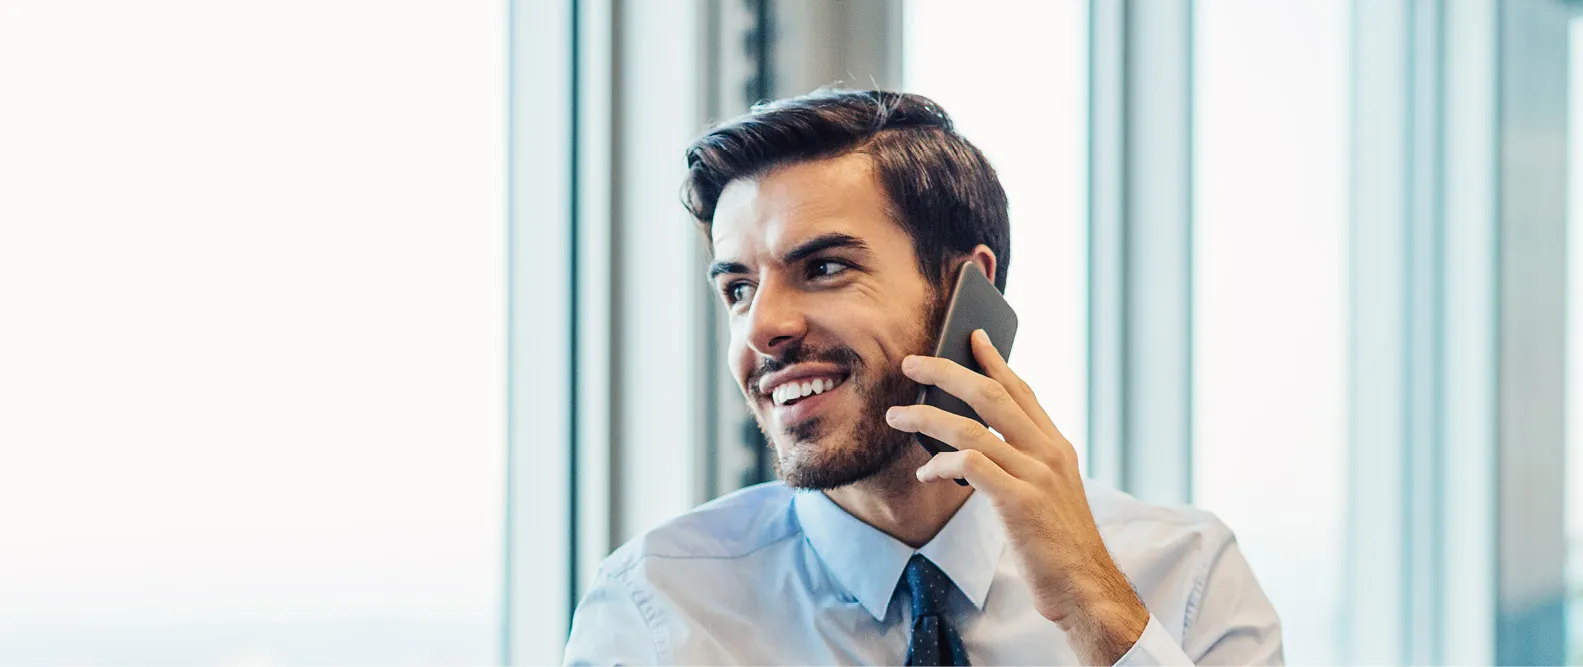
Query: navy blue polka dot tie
902 554 971 666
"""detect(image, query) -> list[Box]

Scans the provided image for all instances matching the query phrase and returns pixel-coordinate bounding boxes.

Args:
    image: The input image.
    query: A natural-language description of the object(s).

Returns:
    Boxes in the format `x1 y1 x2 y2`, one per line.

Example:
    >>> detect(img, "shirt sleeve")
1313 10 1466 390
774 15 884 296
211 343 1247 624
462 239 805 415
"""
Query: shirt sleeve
1114 615 1196 667
563 567 662 666
1116 521 1284 666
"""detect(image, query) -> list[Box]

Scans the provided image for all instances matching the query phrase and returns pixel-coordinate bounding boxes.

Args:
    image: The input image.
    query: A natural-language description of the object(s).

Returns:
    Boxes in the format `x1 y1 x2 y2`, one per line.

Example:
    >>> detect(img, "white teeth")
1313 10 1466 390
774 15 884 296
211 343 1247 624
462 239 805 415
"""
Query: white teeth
770 377 843 406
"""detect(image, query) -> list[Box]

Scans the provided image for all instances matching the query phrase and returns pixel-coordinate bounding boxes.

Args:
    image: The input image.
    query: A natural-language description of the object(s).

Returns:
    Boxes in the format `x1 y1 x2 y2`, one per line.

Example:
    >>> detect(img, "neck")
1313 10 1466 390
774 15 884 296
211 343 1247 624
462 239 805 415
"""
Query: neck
822 444 974 548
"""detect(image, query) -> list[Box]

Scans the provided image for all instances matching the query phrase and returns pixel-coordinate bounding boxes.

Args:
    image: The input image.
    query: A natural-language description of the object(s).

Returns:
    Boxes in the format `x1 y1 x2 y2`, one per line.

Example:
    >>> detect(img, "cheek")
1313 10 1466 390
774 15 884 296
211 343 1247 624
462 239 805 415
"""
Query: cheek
728 336 756 396
849 302 933 365
814 297 902 341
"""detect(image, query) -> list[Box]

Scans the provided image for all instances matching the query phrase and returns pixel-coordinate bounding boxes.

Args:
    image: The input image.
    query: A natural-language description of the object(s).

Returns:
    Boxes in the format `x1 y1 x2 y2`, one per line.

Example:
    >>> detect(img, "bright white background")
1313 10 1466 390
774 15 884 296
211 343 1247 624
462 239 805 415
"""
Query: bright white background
1193 1 1350 664
904 0 1090 462
0 2 506 664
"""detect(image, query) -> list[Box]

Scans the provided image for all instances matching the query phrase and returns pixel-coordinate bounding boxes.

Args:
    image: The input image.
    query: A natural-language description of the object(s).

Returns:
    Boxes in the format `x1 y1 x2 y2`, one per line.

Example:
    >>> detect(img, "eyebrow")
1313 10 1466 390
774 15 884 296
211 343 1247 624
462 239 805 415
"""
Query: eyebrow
707 260 749 281
707 233 871 281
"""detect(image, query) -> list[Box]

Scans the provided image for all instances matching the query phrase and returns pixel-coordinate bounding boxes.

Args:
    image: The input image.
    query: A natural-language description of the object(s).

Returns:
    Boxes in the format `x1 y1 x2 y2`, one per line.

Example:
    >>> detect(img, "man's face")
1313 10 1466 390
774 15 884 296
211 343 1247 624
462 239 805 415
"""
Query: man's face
709 153 946 489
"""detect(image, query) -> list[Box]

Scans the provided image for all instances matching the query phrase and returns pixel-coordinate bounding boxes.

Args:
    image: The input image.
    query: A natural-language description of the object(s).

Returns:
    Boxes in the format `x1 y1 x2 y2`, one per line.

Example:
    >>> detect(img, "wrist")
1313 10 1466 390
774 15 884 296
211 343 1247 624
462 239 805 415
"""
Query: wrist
1051 567 1150 664
1087 595 1149 654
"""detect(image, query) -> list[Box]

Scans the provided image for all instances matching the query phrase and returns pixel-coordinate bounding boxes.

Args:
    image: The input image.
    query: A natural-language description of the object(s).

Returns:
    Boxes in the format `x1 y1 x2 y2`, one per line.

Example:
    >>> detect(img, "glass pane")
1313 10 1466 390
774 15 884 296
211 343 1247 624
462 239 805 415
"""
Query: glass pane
0 2 506 663
1193 1 1350 664
903 0 1089 463
1567 14 1583 665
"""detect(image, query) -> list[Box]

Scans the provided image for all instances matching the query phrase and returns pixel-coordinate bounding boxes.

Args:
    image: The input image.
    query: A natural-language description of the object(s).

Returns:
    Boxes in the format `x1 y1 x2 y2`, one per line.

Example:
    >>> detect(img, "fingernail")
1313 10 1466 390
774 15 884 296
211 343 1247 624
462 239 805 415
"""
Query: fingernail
902 356 918 371
974 329 989 343
915 466 929 481
886 407 900 423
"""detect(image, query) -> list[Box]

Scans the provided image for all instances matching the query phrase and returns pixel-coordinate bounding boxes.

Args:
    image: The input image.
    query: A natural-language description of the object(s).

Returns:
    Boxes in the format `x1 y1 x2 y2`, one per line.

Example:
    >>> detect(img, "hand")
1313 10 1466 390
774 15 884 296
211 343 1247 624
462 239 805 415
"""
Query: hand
885 329 1150 665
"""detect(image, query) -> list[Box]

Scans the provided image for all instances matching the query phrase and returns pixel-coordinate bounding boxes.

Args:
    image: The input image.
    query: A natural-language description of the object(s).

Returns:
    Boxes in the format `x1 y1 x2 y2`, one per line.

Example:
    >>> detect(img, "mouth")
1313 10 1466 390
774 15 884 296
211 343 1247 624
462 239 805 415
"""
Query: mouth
761 372 851 424
769 373 848 406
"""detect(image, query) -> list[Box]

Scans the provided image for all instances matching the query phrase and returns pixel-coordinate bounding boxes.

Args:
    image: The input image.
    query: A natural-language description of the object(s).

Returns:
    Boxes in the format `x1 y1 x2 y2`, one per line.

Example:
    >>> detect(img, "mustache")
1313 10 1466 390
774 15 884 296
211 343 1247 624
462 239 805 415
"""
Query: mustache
745 342 865 394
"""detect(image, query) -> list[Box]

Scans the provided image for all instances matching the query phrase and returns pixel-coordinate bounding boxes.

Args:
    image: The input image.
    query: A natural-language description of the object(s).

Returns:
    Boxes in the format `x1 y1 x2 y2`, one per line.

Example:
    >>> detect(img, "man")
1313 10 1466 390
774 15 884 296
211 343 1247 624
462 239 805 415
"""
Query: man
565 90 1282 665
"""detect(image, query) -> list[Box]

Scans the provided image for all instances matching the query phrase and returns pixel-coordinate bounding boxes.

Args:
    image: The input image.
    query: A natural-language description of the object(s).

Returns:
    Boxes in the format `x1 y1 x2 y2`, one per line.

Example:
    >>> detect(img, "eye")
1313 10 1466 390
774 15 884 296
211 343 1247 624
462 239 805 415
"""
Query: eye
724 281 755 306
808 259 851 279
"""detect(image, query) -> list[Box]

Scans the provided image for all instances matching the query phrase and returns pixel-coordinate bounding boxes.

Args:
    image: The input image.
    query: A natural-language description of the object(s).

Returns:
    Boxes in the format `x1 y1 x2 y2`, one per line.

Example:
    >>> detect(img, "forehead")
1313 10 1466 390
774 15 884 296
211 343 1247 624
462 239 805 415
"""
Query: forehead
710 153 905 259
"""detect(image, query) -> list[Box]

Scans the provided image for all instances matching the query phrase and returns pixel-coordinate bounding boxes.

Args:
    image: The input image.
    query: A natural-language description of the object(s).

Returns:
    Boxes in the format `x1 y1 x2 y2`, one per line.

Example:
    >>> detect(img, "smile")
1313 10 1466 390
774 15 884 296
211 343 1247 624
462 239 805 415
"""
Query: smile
770 375 847 407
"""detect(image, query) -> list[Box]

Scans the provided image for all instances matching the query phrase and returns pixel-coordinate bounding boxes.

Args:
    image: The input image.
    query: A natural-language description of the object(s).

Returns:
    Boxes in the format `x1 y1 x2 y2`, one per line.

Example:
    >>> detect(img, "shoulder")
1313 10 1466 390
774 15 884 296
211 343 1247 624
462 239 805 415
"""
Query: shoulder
1082 480 1237 573
598 481 802 579
1080 481 1253 636
1085 480 1231 537
1081 482 1282 659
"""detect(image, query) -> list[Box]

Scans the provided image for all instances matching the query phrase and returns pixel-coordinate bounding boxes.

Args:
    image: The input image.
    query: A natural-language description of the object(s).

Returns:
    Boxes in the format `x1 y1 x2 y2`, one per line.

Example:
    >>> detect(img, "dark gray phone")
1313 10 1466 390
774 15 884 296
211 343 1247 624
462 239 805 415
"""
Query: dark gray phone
914 263 1019 484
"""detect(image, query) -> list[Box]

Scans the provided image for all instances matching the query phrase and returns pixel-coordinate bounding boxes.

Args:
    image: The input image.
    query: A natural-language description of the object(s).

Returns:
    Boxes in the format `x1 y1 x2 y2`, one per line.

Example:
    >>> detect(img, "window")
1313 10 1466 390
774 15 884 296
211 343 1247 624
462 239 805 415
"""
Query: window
904 0 1090 460
1192 1 1350 663
0 2 506 663
1567 13 1583 664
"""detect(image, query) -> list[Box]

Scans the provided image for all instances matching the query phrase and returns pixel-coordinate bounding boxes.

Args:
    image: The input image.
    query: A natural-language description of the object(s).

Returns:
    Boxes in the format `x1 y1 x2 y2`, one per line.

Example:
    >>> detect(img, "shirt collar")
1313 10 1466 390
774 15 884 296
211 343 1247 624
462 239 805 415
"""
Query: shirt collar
793 488 1007 622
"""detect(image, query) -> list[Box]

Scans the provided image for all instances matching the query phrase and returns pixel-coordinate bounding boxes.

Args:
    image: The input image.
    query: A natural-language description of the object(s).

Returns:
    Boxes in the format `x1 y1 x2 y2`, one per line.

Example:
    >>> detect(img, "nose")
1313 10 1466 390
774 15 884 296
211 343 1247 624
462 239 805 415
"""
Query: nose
744 279 808 357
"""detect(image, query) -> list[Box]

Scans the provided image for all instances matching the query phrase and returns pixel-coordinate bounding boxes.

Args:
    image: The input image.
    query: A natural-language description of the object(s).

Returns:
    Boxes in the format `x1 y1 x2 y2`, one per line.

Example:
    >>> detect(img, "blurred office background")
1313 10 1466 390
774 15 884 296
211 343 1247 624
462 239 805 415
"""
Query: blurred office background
0 0 1579 664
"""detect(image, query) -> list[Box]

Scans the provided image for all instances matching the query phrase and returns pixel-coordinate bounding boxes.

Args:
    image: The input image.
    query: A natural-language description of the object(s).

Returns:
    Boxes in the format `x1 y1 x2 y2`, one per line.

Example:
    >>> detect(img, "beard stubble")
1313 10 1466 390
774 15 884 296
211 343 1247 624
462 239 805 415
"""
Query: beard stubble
750 286 951 490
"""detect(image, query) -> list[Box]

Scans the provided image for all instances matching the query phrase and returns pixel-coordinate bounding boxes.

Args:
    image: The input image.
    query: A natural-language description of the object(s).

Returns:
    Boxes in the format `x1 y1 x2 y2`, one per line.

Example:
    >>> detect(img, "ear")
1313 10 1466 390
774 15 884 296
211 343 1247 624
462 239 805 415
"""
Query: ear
967 244 998 285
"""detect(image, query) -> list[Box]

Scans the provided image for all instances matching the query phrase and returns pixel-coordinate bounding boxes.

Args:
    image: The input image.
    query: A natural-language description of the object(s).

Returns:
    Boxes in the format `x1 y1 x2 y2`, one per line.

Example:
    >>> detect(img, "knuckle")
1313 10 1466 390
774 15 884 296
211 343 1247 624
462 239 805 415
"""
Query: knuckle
963 449 990 470
1051 443 1079 472
978 378 1009 404
954 419 984 443
1033 452 1064 477
1029 463 1059 488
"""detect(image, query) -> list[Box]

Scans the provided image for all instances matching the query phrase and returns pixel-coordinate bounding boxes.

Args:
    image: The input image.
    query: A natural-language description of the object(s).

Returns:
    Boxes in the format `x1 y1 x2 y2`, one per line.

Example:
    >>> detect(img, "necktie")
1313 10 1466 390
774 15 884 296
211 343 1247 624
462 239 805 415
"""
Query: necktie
902 554 971 666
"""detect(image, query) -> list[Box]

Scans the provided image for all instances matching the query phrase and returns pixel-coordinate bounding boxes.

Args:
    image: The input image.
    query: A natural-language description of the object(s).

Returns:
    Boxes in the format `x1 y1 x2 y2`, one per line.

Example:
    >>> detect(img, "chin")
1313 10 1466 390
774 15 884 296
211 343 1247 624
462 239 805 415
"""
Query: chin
749 363 921 489
771 426 904 490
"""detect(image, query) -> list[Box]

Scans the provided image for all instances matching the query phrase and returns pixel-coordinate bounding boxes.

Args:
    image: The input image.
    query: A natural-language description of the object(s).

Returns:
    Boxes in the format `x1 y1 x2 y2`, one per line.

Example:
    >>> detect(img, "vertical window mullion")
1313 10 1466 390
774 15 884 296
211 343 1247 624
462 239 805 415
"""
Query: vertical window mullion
505 0 575 662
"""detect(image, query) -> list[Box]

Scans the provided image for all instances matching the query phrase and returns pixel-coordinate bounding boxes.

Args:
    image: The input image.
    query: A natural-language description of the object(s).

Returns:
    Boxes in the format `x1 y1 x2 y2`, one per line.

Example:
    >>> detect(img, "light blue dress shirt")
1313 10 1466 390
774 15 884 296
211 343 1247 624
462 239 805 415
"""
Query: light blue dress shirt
565 481 1283 665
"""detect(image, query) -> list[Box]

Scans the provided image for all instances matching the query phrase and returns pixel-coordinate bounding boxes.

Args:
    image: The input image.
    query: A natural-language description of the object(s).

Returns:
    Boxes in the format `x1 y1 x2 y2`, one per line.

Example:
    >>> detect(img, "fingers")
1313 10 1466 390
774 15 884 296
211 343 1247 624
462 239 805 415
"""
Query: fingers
901 348 1047 449
967 329 1067 445
887 404 1038 479
915 447 1021 494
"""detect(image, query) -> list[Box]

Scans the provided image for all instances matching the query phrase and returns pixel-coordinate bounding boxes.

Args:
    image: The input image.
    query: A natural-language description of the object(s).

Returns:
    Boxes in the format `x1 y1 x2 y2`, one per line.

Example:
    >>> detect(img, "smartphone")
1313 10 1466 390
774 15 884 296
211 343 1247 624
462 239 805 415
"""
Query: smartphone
913 263 1019 484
